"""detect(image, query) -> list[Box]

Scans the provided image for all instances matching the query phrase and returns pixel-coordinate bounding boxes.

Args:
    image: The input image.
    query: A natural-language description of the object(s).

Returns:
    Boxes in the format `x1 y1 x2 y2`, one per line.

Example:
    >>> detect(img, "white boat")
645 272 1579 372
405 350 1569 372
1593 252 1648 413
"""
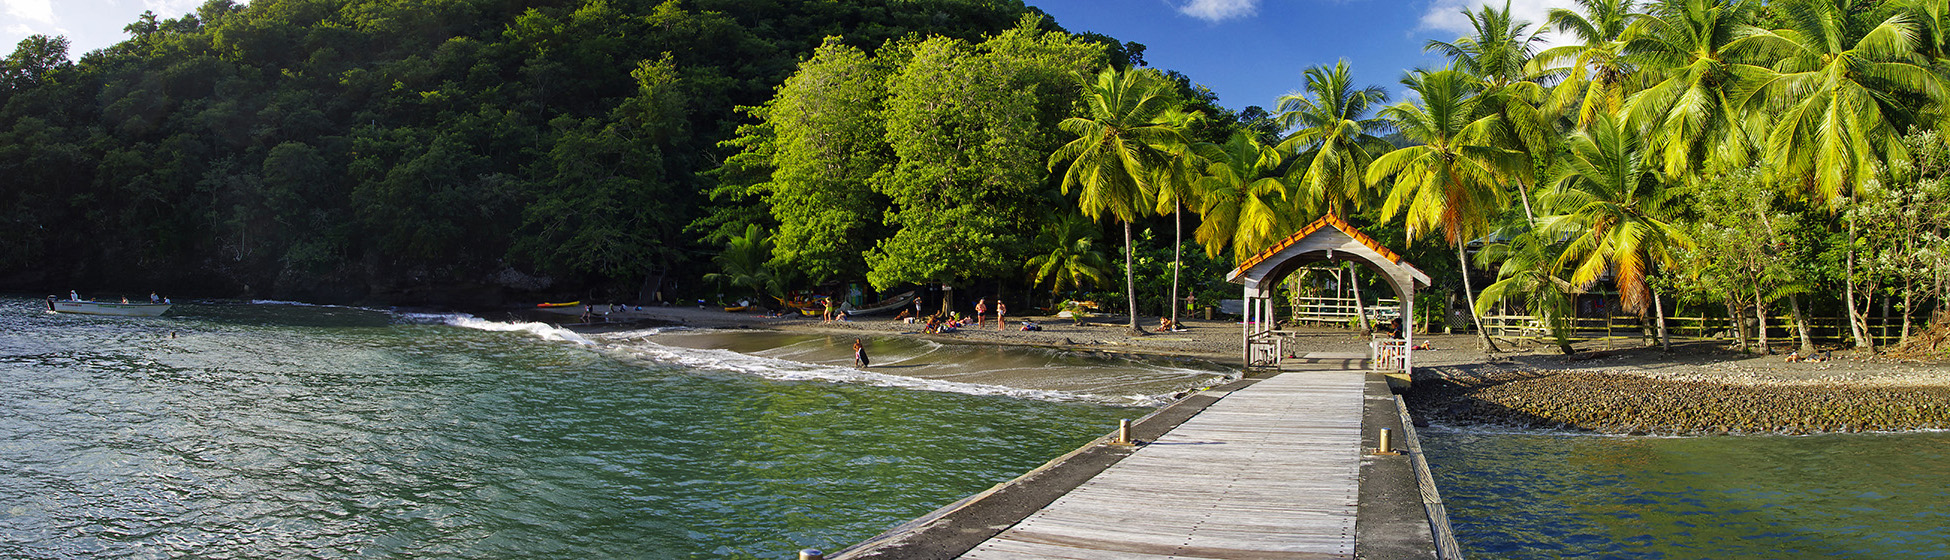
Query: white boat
45 296 172 317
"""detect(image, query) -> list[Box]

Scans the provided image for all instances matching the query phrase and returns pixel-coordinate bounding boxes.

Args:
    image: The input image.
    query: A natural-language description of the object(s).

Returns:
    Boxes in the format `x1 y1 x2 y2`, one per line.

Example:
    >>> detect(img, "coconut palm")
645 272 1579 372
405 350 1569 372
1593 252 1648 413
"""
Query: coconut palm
1275 60 1394 218
1191 131 1289 263
1426 1 1556 223
1538 0 1645 129
702 224 780 300
1474 229 1579 354
1050 67 1187 334
1025 213 1113 304
1426 1 1551 88
1150 109 1205 329
1733 0 1945 207
1369 69 1526 351
1535 114 1694 350
1619 0 1764 178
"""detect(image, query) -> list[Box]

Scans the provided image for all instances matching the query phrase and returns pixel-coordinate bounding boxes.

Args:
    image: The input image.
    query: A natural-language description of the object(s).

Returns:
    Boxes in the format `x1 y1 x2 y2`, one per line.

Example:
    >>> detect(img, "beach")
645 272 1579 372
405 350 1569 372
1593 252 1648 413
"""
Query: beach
539 305 1950 435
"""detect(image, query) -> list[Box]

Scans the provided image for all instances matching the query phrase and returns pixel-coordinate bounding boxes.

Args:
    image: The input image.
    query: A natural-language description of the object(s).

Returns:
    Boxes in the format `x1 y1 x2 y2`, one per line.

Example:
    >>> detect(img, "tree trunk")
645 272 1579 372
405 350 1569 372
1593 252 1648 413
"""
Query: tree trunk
1902 279 1915 347
1728 300 1749 353
1789 294 1816 355
1455 239 1500 352
1846 215 1871 348
1654 290 1671 352
1124 221 1143 335
1348 262 1372 335
1755 286 1771 355
941 283 954 317
1515 181 1537 226
1170 200 1183 328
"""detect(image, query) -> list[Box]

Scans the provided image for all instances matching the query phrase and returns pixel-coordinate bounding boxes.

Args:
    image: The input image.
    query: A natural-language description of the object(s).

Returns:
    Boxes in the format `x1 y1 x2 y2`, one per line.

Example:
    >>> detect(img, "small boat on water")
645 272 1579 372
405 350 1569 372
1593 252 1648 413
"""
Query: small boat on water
46 296 172 317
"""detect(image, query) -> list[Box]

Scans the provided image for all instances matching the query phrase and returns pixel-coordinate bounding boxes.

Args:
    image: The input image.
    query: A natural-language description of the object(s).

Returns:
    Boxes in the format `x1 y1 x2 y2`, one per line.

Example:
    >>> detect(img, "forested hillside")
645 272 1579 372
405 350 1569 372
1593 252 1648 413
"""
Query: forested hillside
0 0 1098 304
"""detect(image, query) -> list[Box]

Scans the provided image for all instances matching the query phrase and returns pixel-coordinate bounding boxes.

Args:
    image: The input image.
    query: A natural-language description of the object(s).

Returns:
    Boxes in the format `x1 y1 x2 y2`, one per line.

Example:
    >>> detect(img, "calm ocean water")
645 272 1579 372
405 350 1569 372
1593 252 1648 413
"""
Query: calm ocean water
1421 428 1950 559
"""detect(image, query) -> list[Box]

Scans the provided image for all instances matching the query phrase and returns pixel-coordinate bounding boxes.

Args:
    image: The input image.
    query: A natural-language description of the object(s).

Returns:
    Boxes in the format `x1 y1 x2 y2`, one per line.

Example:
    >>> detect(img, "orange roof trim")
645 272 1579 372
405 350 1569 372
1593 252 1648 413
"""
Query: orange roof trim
1234 213 1407 274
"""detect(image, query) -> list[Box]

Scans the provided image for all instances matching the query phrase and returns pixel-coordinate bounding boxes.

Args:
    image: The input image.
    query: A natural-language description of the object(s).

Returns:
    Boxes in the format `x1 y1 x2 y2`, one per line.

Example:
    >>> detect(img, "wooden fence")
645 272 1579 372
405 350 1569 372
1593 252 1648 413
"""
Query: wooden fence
1289 296 1401 326
1477 313 1922 347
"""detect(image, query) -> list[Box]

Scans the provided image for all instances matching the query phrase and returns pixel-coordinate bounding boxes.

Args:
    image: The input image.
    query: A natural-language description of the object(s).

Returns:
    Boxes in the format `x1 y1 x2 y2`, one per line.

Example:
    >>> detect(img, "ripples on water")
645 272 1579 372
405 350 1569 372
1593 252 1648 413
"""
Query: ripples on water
1421 427 1950 559
0 297 1167 558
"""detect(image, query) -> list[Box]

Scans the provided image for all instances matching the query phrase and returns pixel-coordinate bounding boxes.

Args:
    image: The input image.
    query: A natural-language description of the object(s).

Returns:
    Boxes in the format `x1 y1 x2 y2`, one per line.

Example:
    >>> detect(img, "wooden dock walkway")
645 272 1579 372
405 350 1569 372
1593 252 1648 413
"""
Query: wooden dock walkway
958 358 1368 560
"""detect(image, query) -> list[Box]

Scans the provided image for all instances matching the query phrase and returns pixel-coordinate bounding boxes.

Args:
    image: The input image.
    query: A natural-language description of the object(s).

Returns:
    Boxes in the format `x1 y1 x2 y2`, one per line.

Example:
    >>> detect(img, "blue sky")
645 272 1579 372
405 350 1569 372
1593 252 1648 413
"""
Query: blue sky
1032 0 1582 111
3 0 1580 113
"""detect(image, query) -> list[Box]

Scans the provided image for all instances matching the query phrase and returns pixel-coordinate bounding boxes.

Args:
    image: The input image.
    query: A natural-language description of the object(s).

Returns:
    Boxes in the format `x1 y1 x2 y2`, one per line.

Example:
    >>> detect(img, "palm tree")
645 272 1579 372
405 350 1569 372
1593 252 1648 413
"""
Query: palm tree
1538 0 1644 129
1535 114 1694 350
1368 69 1526 351
1474 229 1579 354
1621 0 1763 178
1426 1 1551 88
1190 131 1289 263
1275 60 1394 218
1150 110 1205 329
1735 0 1943 206
1734 0 1945 347
1426 1 1555 223
702 224 780 301
1050 67 1187 334
1025 213 1114 304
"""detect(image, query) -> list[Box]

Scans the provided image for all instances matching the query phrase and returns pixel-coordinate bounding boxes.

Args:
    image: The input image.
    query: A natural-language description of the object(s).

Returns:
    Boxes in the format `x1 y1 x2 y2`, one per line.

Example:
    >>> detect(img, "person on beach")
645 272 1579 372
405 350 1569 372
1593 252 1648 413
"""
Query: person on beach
822 297 836 323
995 301 1006 330
974 299 987 326
852 339 869 368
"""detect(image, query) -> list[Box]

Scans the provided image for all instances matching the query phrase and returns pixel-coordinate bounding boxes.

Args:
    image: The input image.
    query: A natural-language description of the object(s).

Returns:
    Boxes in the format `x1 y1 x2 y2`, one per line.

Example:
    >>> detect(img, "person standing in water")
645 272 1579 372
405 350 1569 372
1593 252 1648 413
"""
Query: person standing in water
852 338 870 368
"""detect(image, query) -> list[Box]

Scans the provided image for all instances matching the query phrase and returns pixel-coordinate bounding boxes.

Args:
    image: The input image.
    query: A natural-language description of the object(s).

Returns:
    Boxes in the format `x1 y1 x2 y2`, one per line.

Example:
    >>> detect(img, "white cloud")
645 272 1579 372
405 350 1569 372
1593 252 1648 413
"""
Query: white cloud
1176 0 1259 22
142 0 209 17
3 0 55 24
1418 0 1582 48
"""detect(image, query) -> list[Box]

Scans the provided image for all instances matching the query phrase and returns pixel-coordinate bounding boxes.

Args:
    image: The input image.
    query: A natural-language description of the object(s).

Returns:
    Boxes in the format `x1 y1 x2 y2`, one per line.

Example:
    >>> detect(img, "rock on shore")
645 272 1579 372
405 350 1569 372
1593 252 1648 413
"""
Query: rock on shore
1405 370 1950 435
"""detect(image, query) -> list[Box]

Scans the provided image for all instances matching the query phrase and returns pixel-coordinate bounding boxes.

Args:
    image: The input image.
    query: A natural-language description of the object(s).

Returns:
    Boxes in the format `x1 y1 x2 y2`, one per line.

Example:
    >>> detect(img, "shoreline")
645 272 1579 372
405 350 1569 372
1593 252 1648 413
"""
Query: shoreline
522 304 1950 435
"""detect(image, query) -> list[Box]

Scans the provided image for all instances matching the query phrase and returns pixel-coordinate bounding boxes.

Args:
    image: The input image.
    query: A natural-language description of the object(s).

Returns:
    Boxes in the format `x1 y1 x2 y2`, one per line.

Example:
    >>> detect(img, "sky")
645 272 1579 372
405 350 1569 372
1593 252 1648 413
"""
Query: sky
1 0 1582 112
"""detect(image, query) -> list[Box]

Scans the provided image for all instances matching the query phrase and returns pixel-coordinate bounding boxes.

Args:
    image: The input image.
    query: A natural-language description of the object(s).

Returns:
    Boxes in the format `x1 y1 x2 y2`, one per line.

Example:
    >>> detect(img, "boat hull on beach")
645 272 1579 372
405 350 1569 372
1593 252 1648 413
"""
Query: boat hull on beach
46 298 172 317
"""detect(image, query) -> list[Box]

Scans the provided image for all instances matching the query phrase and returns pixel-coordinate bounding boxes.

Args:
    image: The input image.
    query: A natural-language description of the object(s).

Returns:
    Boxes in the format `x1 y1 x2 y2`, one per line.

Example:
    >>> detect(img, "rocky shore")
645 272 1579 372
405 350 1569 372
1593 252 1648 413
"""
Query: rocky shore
1405 369 1950 435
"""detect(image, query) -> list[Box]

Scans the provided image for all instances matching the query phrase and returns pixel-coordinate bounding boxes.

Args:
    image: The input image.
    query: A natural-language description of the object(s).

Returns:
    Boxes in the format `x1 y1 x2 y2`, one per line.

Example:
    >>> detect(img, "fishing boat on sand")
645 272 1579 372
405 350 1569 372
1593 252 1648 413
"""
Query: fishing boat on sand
46 296 172 317
536 301 581 308
842 290 916 316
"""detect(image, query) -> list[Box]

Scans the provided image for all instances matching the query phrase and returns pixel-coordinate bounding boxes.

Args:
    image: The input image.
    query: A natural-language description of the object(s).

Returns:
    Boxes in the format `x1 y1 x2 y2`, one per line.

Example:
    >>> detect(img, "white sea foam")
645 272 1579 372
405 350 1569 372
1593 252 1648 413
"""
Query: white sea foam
399 312 596 346
250 299 380 311
608 338 1162 406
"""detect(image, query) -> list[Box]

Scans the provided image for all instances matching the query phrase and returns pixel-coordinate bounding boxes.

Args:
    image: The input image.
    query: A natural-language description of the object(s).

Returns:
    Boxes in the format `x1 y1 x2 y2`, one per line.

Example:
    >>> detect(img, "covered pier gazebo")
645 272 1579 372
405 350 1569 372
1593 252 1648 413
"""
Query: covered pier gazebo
1225 214 1432 372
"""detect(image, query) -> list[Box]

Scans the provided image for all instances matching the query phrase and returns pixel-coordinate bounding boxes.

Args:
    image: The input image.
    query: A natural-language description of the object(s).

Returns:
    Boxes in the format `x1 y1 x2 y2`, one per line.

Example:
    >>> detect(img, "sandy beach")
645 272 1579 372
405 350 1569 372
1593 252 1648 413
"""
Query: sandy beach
527 304 1950 434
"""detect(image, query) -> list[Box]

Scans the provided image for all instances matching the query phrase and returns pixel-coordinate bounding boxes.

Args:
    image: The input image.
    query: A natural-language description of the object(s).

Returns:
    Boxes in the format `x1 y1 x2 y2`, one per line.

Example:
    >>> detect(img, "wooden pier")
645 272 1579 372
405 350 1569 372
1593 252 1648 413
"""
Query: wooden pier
959 362 1367 559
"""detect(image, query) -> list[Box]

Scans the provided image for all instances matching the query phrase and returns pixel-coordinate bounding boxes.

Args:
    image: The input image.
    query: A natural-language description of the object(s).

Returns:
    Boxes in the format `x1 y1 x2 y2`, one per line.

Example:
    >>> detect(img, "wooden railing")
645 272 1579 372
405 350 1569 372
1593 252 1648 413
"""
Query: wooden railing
1290 296 1401 326
1477 313 1923 346
1372 337 1407 372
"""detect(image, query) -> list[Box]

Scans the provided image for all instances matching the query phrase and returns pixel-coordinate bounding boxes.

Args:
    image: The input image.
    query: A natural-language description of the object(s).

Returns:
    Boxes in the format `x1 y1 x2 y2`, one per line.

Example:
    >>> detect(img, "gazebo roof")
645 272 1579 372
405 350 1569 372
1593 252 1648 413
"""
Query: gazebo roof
1225 213 1431 289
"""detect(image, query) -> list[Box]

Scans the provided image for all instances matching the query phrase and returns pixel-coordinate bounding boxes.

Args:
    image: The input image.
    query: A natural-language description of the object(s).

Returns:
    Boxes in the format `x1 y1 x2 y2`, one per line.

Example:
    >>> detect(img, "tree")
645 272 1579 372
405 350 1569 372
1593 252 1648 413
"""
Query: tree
1735 0 1947 347
1149 109 1204 329
1536 114 1694 349
1190 131 1287 262
703 224 782 301
1539 0 1643 129
762 38 892 283
1620 0 1763 178
1276 60 1393 333
1049 66 1185 334
1369 68 1523 351
869 18 1107 312
1024 213 1113 304
1474 229 1579 353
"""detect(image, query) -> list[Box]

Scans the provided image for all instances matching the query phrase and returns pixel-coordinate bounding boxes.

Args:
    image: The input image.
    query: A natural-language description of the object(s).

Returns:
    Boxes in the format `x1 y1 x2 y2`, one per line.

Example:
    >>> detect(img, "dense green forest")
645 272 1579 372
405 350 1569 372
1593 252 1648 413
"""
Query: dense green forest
0 0 1168 304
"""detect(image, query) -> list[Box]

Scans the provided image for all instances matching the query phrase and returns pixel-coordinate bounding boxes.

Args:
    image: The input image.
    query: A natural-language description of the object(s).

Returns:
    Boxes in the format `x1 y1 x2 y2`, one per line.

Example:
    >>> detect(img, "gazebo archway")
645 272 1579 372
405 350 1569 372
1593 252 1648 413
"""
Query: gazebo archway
1226 214 1432 371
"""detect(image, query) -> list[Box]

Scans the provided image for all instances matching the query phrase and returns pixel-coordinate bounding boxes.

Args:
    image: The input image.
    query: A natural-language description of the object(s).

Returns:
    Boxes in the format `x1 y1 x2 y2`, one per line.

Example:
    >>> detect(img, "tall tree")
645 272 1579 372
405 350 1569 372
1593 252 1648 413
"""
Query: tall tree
1537 114 1694 349
1369 69 1524 351
1539 0 1644 129
1190 131 1288 262
1275 59 1393 218
1620 0 1763 178
1049 66 1185 334
762 38 892 283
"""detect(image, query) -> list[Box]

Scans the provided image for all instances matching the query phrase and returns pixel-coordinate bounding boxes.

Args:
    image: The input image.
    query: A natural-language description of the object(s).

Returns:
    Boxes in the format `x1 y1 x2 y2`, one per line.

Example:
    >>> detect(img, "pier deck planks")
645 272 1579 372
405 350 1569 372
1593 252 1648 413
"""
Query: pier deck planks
959 367 1367 560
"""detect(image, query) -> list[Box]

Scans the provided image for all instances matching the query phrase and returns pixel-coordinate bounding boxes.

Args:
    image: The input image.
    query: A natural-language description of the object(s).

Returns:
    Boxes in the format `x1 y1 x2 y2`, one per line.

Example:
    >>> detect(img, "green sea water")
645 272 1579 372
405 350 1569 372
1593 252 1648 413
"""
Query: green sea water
1422 428 1950 559
0 296 1162 559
